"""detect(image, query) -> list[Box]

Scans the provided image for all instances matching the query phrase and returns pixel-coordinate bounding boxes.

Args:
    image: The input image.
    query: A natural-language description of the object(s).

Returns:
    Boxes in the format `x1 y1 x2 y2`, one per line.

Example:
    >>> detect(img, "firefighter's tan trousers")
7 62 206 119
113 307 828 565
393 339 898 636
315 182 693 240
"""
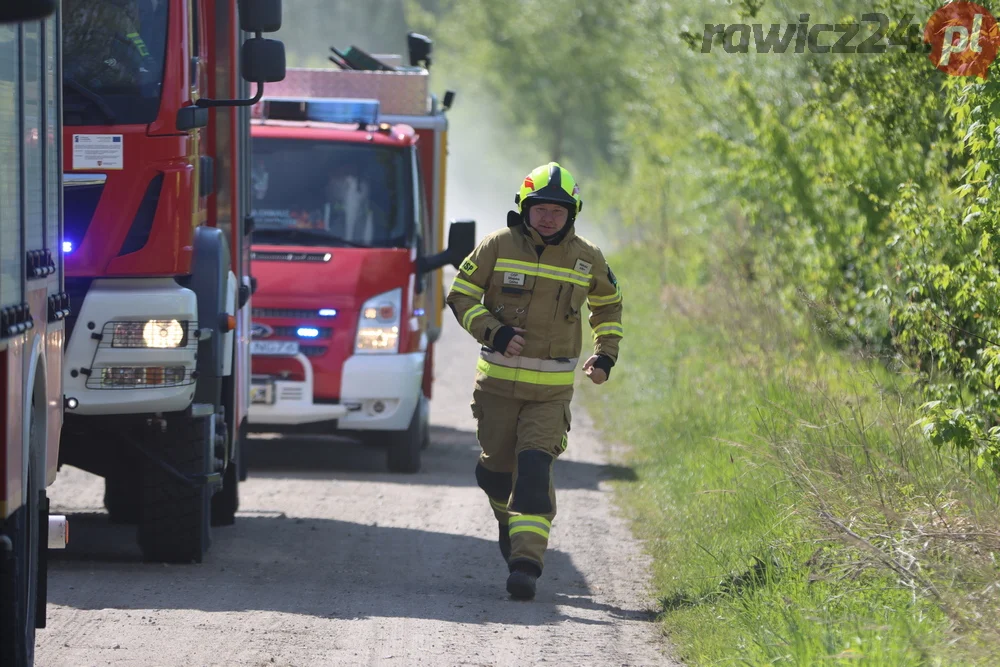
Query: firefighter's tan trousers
471 388 570 574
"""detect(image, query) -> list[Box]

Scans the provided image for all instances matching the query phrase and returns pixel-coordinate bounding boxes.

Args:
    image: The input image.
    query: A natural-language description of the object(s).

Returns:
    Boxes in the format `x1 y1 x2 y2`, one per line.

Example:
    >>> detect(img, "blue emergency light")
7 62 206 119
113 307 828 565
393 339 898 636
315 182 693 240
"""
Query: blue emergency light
263 98 380 126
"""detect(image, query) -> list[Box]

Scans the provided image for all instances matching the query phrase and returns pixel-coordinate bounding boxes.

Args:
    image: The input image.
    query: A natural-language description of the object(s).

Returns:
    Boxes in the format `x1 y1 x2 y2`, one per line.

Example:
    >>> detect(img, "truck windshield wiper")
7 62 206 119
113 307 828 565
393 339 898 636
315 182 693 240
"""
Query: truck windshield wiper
63 77 117 123
253 227 371 249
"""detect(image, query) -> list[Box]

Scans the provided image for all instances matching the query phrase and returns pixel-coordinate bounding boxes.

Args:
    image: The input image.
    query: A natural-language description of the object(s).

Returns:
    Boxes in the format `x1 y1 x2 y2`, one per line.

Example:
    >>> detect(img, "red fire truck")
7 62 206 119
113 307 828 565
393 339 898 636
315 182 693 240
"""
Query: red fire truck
57 0 285 563
0 1 69 663
247 39 475 473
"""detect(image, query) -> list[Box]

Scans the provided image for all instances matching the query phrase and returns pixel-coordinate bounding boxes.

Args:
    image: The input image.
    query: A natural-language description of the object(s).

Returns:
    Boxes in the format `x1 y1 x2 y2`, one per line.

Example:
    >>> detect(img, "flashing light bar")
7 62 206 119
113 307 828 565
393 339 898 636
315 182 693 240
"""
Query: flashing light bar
297 327 320 338
262 97 380 125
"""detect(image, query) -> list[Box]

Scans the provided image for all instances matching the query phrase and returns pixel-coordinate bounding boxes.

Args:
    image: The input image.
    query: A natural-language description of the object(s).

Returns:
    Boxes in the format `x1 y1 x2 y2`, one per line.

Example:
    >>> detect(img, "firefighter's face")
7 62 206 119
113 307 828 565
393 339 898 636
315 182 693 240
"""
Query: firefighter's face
528 203 569 236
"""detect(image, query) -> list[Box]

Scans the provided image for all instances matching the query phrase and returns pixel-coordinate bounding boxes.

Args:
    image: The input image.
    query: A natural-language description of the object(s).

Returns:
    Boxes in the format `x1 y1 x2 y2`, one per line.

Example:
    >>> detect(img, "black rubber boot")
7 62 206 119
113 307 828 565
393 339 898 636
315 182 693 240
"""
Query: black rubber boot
499 523 511 564
506 563 540 600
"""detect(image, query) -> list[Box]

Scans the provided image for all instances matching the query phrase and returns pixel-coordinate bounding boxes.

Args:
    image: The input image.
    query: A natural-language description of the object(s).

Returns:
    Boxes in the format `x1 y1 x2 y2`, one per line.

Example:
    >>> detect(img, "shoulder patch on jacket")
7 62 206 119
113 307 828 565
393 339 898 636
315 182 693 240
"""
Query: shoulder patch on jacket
460 257 479 275
607 265 618 287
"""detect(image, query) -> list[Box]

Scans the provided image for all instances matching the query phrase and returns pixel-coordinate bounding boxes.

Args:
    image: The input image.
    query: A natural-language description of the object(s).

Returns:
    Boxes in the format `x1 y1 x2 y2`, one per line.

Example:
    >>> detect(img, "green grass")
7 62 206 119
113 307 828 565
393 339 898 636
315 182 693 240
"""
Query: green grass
581 245 1000 666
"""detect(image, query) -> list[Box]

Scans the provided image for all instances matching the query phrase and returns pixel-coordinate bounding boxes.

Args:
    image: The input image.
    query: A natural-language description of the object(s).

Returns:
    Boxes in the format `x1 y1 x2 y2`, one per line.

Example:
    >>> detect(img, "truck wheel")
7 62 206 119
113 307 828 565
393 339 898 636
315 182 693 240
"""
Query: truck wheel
104 466 142 524
210 461 239 527
1 443 40 666
210 410 237 526
138 416 213 563
236 421 249 482
419 394 431 450
238 448 249 482
386 398 425 474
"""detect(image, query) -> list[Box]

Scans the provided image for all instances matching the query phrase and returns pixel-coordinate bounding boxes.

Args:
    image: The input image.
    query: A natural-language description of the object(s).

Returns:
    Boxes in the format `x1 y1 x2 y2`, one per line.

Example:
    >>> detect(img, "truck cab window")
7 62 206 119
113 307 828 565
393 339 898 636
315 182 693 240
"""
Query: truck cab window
250 138 411 249
62 0 169 126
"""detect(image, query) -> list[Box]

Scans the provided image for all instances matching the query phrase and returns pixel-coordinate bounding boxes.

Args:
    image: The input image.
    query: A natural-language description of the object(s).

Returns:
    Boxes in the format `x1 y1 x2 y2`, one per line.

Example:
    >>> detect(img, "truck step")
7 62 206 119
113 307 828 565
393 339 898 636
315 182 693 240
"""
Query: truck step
48 515 68 549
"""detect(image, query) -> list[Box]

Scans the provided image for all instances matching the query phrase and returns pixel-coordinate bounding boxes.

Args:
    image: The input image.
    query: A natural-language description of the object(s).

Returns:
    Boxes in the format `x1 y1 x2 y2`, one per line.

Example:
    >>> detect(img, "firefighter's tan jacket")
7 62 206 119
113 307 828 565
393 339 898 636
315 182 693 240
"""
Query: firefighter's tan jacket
446 221 624 401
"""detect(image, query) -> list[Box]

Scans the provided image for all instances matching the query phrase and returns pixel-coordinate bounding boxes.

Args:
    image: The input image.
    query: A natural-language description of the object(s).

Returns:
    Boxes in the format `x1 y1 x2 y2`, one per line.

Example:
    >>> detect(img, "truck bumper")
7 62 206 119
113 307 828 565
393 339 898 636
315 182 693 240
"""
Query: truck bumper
62 279 198 416
247 352 424 432
248 352 349 425
338 352 425 431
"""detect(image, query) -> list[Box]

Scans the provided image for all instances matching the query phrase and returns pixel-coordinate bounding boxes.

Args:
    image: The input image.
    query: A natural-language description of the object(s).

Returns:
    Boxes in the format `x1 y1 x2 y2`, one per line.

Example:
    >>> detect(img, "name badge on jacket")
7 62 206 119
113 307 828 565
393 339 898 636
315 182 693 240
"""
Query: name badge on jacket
503 272 526 286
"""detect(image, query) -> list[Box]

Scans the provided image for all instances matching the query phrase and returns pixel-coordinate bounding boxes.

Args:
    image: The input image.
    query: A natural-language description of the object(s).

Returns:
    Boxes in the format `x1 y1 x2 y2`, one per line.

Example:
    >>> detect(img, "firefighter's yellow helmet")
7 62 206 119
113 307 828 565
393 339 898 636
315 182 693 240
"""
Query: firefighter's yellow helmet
514 162 582 215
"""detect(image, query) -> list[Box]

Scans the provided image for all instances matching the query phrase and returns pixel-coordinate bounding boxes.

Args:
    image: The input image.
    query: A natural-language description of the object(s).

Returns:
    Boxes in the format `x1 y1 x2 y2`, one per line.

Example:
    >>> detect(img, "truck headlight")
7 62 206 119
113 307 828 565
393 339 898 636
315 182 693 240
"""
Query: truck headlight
355 288 401 354
111 320 188 348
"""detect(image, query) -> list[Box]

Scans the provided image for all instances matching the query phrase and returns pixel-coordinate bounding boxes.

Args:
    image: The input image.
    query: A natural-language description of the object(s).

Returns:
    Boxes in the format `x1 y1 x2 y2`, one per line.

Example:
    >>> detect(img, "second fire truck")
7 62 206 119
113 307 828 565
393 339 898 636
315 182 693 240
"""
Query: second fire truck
247 38 475 472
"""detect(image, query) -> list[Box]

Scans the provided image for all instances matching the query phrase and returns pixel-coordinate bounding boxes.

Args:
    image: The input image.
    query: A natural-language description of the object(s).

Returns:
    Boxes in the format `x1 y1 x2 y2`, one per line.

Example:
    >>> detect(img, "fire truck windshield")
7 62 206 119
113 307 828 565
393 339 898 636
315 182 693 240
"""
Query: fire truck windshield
62 0 168 126
250 138 412 249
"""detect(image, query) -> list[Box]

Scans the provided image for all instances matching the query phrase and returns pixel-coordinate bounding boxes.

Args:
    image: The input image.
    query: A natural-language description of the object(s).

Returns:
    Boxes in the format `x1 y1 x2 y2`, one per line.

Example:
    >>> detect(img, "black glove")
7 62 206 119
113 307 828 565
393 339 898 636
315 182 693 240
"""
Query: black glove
591 354 614 379
491 326 517 355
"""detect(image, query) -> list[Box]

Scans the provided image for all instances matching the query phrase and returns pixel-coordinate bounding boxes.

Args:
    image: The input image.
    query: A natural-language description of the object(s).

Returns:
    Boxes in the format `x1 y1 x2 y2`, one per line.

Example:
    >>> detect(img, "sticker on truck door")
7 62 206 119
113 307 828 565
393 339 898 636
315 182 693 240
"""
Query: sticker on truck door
72 134 124 170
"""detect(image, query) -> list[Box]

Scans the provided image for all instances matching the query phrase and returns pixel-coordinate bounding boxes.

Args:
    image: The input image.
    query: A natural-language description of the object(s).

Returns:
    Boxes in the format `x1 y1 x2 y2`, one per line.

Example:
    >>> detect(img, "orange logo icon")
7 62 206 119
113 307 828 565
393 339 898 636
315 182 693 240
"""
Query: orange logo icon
924 2 1000 78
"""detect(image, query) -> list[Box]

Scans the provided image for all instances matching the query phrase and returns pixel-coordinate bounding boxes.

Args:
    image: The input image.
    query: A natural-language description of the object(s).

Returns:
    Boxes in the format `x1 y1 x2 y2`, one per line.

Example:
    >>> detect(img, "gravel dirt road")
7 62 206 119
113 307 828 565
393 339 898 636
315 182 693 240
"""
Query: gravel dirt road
37 307 674 666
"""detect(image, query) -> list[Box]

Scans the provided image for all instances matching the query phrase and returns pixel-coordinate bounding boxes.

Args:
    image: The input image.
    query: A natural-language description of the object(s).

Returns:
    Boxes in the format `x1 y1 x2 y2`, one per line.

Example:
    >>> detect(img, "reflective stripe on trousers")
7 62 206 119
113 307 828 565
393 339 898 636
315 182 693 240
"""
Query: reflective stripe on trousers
509 514 551 539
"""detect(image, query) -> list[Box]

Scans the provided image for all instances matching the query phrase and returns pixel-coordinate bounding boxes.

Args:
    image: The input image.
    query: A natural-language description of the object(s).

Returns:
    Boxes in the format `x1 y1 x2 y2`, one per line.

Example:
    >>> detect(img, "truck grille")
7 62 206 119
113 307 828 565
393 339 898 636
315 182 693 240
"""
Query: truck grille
279 386 305 401
271 326 332 339
252 308 320 319
250 251 330 262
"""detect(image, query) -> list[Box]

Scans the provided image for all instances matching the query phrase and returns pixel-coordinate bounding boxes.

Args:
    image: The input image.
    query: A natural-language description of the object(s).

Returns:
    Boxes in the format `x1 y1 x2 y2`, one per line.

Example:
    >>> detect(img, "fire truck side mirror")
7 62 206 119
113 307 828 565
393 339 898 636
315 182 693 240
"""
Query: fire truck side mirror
240 37 285 83
197 2 285 108
238 0 282 33
416 220 476 274
0 0 55 23
446 220 476 269
242 38 286 84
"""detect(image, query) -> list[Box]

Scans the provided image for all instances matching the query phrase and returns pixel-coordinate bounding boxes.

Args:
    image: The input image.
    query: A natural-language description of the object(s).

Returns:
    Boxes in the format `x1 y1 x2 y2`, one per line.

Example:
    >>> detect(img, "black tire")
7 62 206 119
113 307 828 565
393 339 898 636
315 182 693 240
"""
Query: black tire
103 467 142 524
236 421 249 482
1 433 40 667
210 460 238 527
210 408 237 526
386 400 424 474
420 395 431 451
137 416 213 563
238 448 249 482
